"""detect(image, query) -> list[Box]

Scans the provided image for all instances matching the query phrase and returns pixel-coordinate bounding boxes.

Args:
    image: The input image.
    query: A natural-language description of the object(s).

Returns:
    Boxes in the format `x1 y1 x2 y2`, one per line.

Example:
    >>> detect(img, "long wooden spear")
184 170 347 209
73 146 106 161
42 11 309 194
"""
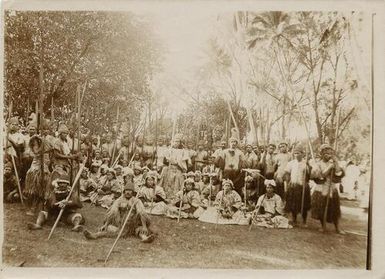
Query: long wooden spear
77 84 82 200
38 63 44 208
110 105 120 166
300 144 309 217
155 110 158 167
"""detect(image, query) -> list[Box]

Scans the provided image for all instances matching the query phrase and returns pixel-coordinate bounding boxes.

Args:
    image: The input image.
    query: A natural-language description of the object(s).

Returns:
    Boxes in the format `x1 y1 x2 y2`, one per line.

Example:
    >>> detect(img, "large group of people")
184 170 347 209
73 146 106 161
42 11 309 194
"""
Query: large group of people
3 115 371 243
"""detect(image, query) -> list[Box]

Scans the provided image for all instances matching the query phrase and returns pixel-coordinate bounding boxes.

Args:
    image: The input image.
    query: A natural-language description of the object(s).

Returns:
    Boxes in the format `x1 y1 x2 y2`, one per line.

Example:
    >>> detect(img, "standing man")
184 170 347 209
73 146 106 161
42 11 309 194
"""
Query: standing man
274 142 291 199
261 144 277 180
52 124 81 182
284 146 311 227
310 144 345 234
218 137 245 196
195 141 208 172
5 116 25 166
160 134 190 198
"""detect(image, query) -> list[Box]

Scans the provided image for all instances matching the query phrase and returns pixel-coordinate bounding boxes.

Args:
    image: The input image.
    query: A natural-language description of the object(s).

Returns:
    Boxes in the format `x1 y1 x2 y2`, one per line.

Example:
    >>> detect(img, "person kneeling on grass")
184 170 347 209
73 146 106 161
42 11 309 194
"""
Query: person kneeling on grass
83 181 156 243
250 179 292 229
27 178 84 232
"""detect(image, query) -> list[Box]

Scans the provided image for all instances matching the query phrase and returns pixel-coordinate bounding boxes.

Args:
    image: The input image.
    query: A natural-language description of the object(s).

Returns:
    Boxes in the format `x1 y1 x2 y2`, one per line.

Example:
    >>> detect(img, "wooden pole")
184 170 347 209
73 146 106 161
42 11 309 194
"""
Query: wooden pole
26 98 30 126
334 108 341 152
155 111 158 167
177 185 184 223
249 194 266 231
110 105 119 166
51 95 54 122
38 63 44 209
35 100 39 134
300 145 308 217
77 85 82 200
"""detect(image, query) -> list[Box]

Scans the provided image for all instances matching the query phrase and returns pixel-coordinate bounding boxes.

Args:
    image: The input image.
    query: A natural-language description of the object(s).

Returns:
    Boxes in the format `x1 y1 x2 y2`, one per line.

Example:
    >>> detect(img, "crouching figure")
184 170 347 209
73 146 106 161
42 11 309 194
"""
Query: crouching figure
27 178 84 232
83 181 156 243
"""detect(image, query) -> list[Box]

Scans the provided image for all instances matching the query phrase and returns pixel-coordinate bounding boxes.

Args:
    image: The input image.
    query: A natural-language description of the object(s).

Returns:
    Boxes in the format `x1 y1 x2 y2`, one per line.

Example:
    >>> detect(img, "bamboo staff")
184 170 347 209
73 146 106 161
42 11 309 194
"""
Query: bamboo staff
77 85 82 200
177 183 185 223
110 105 120 166
300 145 308 218
227 100 238 131
208 175 212 207
215 192 223 229
51 96 54 122
35 100 39 134
38 64 44 208
104 190 140 264
249 194 266 231
26 98 30 126
47 163 85 240
154 111 158 167
243 178 247 209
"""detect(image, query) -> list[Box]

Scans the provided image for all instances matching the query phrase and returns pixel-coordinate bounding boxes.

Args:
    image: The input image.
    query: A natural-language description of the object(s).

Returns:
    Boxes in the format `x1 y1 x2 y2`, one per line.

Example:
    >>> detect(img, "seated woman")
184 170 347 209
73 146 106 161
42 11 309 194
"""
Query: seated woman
89 168 121 209
250 179 292 229
137 170 168 215
199 179 248 225
83 182 156 243
79 167 97 202
166 178 204 219
200 173 221 207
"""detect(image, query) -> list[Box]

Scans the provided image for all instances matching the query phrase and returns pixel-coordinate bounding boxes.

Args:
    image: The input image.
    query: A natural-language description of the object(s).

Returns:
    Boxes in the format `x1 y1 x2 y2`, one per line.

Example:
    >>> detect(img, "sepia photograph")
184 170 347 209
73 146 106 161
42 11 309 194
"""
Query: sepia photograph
1 0 381 275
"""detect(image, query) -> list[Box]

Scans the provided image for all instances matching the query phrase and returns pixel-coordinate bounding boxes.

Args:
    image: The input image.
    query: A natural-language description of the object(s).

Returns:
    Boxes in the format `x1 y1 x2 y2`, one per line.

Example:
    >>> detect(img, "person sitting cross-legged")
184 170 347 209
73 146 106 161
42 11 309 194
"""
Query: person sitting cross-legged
250 179 292 229
137 170 169 215
83 181 156 243
166 178 204 219
198 179 249 225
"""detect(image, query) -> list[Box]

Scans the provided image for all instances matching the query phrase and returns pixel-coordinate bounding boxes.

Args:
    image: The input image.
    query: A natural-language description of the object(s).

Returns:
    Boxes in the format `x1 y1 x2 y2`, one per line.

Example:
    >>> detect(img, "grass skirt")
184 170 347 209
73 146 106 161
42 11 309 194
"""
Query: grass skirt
24 164 50 203
311 188 341 223
284 183 311 215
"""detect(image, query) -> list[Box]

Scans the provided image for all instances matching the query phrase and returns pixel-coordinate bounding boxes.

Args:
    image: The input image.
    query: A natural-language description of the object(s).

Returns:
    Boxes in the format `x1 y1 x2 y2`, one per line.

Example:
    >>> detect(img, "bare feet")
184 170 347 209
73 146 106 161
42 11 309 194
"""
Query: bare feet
83 230 95 240
26 211 35 216
336 229 346 235
141 234 155 243
27 222 42 230
71 225 84 232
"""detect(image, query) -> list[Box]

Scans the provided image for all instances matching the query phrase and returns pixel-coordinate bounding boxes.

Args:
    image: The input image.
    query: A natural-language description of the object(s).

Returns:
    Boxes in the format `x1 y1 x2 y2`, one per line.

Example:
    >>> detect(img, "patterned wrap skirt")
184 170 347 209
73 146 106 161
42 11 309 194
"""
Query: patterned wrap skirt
284 183 311 215
311 185 341 223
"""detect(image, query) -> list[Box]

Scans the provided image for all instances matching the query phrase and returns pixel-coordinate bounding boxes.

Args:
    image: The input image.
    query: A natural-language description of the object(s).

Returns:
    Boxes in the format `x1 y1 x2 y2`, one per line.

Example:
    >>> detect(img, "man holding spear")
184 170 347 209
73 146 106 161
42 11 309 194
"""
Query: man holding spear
83 181 156 243
283 145 311 227
309 144 345 234
27 177 84 232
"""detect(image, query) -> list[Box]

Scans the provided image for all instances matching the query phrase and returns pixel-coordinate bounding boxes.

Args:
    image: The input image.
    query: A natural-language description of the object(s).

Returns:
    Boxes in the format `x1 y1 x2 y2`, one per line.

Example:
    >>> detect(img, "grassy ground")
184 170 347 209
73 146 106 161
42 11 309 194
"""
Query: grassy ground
2 201 368 269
